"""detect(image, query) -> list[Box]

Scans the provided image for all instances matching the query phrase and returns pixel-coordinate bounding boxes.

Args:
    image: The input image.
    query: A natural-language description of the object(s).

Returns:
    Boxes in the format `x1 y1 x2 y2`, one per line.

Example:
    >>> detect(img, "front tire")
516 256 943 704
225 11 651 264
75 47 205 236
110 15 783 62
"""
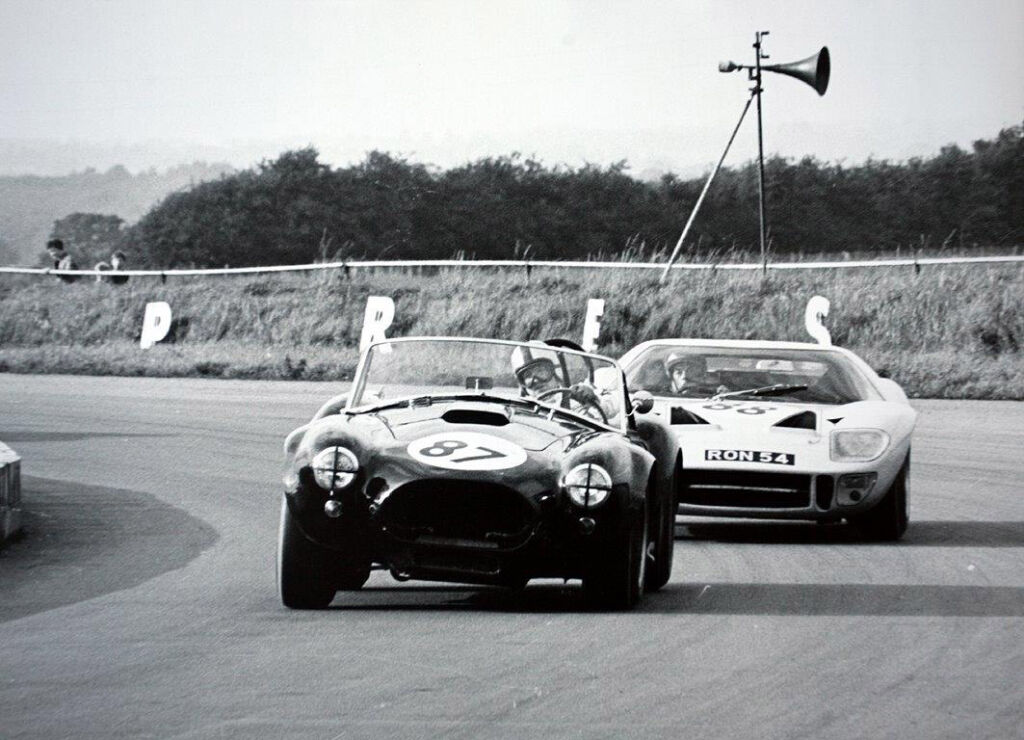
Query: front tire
852 453 910 541
277 497 338 609
644 472 675 592
335 565 371 591
583 496 648 610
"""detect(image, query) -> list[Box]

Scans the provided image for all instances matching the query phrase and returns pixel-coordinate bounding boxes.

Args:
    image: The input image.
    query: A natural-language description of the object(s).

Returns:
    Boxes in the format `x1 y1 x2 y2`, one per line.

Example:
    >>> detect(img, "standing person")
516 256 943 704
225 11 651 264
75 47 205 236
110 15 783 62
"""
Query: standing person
96 251 129 285
45 239 79 283
108 250 129 285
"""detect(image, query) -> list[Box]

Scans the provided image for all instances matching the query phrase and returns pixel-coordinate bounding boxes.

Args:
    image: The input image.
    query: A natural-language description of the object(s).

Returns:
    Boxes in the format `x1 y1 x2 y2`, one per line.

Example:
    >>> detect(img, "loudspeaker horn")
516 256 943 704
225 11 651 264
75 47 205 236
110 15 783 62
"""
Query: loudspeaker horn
763 46 830 96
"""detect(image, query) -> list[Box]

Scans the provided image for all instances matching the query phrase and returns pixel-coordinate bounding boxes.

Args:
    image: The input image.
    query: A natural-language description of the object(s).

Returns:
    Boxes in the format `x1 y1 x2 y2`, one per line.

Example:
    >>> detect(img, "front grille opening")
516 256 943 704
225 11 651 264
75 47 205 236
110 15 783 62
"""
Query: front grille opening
815 475 835 509
379 480 535 548
681 470 811 509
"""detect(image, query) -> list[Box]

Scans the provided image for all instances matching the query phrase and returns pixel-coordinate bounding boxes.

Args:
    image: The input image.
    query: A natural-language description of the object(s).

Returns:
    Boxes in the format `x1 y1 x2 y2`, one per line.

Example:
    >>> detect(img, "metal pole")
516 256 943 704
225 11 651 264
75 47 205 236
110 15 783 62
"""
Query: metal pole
661 91 756 283
754 31 769 275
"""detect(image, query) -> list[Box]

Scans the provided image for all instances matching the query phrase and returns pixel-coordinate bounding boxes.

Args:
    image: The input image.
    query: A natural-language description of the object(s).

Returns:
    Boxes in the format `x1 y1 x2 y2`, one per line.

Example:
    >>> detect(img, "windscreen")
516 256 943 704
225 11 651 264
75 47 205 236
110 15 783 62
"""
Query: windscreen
351 338 627 430
624 345 879 404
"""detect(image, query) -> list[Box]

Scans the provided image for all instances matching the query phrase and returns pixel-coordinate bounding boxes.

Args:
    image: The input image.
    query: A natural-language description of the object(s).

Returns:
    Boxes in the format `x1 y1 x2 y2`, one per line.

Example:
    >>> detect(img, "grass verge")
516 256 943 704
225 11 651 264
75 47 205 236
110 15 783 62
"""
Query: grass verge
1 264 1020 398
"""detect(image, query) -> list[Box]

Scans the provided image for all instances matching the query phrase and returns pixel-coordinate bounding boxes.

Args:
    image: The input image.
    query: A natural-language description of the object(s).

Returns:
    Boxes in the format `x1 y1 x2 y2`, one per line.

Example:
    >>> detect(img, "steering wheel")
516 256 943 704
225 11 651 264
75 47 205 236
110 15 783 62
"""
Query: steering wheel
536 387 609 424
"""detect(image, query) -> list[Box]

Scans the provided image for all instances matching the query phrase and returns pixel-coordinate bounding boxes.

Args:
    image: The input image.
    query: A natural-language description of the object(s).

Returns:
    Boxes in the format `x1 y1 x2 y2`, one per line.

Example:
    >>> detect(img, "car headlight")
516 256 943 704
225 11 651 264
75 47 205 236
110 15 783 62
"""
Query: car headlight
311 446 359 490
830 429 890 462
562 463 613 508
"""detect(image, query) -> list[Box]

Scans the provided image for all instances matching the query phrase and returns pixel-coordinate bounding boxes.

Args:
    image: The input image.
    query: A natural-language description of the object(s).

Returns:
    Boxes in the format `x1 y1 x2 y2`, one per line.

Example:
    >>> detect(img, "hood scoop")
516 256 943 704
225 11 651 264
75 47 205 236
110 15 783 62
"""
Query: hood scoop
774 410 817 430
442 403 510 427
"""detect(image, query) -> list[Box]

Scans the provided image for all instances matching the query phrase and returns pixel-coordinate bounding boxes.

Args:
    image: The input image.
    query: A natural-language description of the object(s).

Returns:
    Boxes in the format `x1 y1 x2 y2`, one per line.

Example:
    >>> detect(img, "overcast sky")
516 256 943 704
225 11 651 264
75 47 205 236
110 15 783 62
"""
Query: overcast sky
0 0 1020 176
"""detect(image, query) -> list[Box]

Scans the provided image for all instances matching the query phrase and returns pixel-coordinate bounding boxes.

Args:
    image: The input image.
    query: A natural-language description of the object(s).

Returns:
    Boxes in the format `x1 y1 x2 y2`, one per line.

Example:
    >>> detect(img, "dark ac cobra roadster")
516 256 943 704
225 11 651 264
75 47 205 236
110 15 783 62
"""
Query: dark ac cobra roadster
278 337 681 610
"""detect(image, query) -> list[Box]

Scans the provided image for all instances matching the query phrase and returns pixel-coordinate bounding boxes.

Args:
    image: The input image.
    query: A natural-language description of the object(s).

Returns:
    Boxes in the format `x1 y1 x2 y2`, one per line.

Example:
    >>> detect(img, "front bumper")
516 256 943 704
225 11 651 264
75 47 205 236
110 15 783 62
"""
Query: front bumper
677 466 885 521
285 467 639 585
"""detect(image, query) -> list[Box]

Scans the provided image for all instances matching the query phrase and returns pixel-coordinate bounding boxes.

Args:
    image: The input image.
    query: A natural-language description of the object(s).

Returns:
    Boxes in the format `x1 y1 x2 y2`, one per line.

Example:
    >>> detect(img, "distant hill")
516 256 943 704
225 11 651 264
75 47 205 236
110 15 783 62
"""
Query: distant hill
0 162 234 264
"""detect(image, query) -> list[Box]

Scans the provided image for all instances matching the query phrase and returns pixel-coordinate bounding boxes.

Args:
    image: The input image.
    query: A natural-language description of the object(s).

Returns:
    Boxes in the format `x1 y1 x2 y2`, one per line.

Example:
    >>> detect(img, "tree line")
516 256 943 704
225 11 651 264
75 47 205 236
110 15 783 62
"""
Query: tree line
48 123 1023 268
1 162 233 265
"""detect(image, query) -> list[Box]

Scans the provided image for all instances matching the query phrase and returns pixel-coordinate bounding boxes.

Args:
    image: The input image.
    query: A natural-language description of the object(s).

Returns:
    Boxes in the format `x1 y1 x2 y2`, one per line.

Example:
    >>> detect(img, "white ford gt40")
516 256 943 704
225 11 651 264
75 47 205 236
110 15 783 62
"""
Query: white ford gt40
620 339 917 540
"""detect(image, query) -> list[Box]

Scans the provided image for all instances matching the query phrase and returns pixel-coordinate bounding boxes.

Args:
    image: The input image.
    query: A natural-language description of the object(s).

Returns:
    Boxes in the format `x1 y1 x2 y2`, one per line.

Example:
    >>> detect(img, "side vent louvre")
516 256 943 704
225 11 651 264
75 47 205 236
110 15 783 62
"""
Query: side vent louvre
670 407 710 425
775 411 817 430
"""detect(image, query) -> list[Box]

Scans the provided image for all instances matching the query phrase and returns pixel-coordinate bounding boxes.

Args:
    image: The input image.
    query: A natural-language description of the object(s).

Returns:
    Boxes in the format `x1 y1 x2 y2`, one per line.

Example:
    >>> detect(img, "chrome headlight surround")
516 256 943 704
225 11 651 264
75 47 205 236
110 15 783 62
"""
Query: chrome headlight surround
830 429 890 462
562 463 613 508
311 446 359 490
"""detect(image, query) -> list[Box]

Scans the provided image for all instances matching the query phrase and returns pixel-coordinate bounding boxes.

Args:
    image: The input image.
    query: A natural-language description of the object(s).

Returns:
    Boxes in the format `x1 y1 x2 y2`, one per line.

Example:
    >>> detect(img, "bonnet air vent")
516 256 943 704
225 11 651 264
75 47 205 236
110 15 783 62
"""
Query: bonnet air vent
774 411 817 430
670 407 710 425
442 408 510 426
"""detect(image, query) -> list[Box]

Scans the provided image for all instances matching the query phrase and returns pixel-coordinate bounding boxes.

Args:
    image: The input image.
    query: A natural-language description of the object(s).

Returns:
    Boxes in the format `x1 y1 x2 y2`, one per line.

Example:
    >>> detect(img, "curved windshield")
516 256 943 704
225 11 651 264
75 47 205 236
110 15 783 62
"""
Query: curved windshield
351 338 627 431
624 345 879 404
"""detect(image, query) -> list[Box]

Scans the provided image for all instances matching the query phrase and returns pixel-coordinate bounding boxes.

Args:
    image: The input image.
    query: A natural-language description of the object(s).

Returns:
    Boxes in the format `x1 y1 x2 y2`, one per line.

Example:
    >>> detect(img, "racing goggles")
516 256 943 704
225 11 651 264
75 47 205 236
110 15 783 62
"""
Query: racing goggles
516 358 557 387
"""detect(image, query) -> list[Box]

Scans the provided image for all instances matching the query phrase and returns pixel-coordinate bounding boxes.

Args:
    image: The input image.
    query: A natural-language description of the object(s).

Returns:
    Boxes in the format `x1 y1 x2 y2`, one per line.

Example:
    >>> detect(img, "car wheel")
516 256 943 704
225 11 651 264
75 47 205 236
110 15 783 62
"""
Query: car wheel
335 565 371 591
644 472 675 592
853 452 910 541
583 495 648 610
277 497 338 609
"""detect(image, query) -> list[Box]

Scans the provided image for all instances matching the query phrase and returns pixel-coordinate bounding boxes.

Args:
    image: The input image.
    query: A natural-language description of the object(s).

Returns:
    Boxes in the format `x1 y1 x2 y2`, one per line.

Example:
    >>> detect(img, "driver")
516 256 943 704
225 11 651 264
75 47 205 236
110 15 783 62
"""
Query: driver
665 353 726 397
511 343 620 423
511 343 565 395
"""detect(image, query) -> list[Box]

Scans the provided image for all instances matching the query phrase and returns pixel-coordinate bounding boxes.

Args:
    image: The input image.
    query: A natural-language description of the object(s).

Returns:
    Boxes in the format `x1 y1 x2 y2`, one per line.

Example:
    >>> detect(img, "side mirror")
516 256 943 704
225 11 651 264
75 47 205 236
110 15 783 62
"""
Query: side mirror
631 390 654 415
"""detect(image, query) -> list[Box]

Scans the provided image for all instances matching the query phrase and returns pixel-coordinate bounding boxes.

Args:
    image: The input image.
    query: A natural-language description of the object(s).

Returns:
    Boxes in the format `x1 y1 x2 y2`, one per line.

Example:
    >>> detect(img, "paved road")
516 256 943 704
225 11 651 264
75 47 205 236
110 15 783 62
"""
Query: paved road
1 375 1021 739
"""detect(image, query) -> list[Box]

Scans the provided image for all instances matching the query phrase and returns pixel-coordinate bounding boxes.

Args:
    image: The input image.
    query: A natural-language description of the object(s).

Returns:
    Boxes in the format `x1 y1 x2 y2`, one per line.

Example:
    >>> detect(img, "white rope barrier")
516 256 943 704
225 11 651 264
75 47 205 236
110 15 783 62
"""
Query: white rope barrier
1 254 1021 278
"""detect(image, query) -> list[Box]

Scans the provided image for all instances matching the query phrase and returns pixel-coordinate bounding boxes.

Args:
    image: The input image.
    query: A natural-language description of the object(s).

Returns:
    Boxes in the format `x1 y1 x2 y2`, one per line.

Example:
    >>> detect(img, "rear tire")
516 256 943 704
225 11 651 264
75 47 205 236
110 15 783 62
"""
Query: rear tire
583 496 648 610
853 453 910 541
644 472 675 592
277 497 338 609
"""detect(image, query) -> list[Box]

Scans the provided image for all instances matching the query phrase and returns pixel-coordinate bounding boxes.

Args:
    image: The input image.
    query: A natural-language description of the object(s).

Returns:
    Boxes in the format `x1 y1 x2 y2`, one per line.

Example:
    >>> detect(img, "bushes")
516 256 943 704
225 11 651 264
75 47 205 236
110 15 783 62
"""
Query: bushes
123 125 1024 269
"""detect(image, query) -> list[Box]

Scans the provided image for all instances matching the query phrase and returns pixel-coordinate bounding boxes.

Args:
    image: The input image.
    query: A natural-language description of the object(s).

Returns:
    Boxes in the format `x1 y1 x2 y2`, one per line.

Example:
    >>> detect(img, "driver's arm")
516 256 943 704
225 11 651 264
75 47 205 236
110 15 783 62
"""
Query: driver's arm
569 382 619 421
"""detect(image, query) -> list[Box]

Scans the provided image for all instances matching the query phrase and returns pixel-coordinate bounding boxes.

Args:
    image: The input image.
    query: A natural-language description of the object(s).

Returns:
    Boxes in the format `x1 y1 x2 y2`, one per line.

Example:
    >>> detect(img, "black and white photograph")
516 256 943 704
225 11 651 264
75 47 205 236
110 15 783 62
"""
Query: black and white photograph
1 1 1021 737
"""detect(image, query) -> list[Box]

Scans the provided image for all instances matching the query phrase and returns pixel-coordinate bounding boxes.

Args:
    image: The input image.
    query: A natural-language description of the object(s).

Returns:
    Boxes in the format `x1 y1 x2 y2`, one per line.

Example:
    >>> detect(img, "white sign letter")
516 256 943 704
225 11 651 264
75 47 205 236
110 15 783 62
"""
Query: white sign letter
140 301 172 349
582 298 605 353
804 295 832 346
360 296 395 352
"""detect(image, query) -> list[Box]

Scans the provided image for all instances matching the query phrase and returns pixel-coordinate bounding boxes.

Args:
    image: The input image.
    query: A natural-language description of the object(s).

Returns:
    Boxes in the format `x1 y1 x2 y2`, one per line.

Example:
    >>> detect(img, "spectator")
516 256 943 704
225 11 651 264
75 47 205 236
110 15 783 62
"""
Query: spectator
109 250 129 284
93 260 112 283
46 239 79 283
95 251 129 285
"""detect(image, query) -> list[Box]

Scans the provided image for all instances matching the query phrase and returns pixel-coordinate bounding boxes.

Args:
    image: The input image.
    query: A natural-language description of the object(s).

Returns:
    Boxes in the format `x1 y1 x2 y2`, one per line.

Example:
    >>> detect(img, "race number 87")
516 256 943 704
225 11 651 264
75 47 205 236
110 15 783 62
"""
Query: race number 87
421 439 504 463
408 432 528 471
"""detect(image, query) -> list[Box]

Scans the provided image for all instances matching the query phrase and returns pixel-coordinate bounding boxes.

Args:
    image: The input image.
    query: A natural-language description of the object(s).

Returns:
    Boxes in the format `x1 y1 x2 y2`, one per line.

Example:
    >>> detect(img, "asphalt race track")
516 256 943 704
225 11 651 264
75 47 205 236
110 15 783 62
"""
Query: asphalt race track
1 374 1022 739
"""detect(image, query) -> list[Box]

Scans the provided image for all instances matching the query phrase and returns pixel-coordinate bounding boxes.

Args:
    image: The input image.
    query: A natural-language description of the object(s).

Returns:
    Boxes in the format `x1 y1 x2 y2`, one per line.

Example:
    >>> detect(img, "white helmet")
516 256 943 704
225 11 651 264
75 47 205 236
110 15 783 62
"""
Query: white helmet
511 341 560 387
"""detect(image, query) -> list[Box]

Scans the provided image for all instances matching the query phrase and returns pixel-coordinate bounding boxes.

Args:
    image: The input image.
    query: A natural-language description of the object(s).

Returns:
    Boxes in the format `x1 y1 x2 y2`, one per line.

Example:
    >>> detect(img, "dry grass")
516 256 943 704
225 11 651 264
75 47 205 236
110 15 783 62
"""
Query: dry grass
0 263 1020 398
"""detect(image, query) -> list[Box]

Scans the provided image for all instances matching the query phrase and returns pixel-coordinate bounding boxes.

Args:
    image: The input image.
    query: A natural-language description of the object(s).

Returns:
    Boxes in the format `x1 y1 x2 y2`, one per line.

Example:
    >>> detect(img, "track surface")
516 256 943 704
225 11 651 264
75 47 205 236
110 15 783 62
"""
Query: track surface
1 375 1022 739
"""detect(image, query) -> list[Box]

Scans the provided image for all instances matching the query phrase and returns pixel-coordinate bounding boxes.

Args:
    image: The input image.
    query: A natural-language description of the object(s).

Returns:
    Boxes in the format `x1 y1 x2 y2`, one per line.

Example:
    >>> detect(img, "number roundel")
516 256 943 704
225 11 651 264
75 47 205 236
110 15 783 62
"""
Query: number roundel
407 432 528 471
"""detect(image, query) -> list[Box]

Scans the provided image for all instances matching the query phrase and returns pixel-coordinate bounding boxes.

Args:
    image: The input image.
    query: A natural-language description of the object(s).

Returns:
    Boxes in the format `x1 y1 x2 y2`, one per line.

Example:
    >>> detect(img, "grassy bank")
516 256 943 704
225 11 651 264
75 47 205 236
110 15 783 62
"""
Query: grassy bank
1 264 1021 398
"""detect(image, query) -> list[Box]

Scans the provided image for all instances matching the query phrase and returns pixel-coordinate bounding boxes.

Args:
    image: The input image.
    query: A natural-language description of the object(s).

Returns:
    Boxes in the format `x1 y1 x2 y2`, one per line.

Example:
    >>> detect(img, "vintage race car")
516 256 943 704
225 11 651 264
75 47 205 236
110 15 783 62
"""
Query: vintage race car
620 339 917 540
278 337 681 610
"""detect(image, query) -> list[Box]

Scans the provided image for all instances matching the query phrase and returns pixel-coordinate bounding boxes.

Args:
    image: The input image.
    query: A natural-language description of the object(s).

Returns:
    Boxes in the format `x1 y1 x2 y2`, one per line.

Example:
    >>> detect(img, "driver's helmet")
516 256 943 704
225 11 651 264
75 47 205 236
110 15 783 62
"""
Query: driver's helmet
511 342 560 391
665 352 706 381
